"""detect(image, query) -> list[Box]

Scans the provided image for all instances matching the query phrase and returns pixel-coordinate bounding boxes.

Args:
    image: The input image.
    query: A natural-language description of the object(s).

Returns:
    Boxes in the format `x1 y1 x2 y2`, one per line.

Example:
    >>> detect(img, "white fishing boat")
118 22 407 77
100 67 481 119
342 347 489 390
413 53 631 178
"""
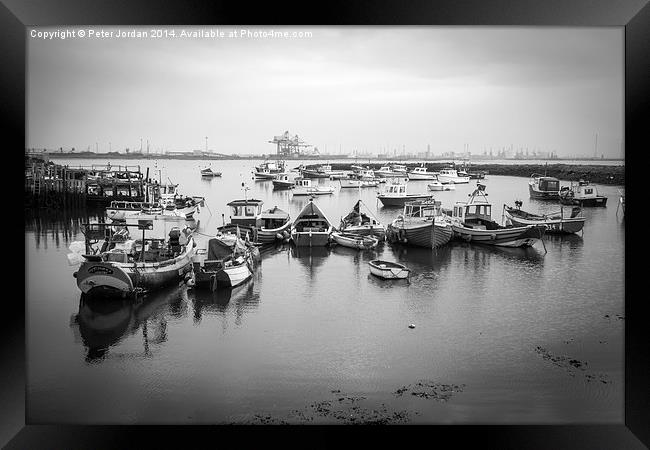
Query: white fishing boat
437 168 470 184
449 184 546 247
254 160 286 180
377 180 432 207
407 165 437 180
72 221 195 298
559 180 608 207
272 172 294 190
428 181 455 191
200 167 222 177
106 200 198 221
373 166 402 178
291 199 334 246
339 178 379 188
368 260 410 279
292 177 336 196
331 231 379 250
339 199 386 238
528 174 560 199
385 199 454 248
504 202 585 234
191 232 260 291
391 164 408 174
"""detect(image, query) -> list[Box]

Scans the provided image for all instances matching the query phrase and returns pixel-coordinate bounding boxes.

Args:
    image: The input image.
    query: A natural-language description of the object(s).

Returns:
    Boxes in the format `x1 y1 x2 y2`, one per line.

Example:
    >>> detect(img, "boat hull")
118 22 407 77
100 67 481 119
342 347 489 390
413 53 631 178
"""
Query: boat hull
291 231 331 246
528 184 559 199
332 233 378 250
559 196 607 207
340 224 386 239
407 173 436 180
292 188 335 196
451 224 544 247
386 220 453 248
377 194 432 207
272 181 294 189
257 221 292 244
75 240 195 297
505 209 585 234
437 175 470 184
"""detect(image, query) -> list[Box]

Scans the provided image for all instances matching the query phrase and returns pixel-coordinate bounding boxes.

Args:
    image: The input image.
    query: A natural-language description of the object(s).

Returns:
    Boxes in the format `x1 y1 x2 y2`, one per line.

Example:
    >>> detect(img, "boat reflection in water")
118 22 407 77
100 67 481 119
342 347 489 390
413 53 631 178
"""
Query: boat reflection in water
70 285 189 363
289 245 331 279
190 279 259 328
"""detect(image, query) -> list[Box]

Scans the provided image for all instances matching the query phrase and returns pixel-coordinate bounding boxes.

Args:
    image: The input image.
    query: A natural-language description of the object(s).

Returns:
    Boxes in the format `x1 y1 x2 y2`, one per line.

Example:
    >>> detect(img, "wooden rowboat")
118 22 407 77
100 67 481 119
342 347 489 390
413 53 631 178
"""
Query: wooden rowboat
368 260 410 279
331 231 379 250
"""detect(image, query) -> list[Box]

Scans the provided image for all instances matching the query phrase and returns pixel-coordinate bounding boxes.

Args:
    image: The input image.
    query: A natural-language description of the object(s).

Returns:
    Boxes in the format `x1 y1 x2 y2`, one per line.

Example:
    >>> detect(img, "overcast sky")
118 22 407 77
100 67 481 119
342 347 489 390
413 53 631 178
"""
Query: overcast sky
27 26 623 158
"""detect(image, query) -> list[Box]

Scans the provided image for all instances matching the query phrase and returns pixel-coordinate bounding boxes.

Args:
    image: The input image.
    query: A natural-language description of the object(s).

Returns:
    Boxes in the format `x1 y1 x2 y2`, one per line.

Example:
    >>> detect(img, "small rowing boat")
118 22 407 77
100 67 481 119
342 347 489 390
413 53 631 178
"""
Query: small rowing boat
368 260 410 279
331 231 379 250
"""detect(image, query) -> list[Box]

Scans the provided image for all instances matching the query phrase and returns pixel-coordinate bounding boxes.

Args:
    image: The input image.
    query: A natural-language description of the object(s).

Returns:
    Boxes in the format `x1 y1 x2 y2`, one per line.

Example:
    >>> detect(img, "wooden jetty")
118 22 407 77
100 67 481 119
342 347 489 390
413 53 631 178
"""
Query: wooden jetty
25 155 149 209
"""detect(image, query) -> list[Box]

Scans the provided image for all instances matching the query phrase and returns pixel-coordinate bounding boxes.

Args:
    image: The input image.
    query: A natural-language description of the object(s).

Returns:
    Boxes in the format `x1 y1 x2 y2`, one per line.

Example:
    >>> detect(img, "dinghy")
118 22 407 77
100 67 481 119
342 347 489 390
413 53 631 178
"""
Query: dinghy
331 232 379 250
368 260 410 279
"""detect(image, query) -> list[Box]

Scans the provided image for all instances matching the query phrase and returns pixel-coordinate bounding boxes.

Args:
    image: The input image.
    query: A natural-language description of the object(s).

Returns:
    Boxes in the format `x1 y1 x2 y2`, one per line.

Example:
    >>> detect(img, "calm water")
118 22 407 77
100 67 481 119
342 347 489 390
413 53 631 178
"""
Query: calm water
26 159 625 424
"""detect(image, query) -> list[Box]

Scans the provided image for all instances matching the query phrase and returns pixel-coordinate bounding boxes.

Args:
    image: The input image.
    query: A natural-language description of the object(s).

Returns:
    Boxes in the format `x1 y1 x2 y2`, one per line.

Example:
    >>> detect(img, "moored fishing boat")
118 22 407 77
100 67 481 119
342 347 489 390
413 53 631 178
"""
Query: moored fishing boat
528 174 560 199
331 231 379 250
504 202 585 234
272 172 294 190
217 198 291 244
437 168 470 184
201 167 222 177
191 232 260 291
449 184 546 247
339 178 379 188
374 166 402 178
368 260 410 279
106 199 198 221
72 221 195 298
377 180 432 207
254 160 285 180
407 165 437 180
385 199 453 248
302 164 335 179
427 181 455 191
291 198 334 246
292 177 336 196
559 180 608 207
339 199 386 238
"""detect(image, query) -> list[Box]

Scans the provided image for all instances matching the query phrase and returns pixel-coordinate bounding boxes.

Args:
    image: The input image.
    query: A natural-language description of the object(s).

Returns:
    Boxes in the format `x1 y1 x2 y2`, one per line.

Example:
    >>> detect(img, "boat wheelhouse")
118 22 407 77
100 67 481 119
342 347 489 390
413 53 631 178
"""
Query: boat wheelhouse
374 166 401 178
292 177 336 196
559 180 608 207
450 184 546 247
528 174 560 199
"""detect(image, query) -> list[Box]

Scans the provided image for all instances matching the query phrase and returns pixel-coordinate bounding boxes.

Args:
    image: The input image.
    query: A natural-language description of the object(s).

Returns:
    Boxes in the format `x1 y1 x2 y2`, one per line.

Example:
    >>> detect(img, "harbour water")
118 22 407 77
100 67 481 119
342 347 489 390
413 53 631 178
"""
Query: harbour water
26 158 625 424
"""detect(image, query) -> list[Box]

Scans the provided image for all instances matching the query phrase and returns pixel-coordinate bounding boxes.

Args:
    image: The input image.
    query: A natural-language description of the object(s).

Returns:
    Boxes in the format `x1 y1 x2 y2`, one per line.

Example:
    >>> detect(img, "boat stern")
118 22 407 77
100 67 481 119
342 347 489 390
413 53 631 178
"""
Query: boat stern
75 261 134 296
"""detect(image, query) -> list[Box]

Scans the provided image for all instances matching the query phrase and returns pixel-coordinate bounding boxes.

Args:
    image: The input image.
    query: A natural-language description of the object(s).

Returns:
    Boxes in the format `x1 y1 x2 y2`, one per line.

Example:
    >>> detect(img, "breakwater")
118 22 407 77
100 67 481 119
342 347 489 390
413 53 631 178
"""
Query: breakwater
316 163 625 185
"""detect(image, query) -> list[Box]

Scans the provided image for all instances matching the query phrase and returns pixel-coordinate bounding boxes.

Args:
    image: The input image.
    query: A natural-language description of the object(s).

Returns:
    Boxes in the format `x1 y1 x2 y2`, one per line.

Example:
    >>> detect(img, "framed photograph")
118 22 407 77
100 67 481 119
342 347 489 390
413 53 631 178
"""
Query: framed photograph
8 0 647 447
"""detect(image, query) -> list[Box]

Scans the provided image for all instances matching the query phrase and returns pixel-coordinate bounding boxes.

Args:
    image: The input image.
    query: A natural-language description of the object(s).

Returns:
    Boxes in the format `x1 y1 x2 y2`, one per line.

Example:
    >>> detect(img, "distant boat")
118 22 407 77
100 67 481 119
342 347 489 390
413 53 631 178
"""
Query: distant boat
331 231 379 250
292 177 336 196
374 166 402 178
106 199 198 221
386 199 454 248
291 198 334 246
428 181 455 191
339 199 386 238
528 174 560 199
302 164 338 179
368 260 410 280
272 173 294 190
407 165 437 180
254 160 285 180
391 164 408 174
339 178 379 188
201 167 222 177
377 180 432 207
191 232 260 291
449 184 546 247
504 203 585 234
437 168 470 184
559 180 608 207
73 222 195 298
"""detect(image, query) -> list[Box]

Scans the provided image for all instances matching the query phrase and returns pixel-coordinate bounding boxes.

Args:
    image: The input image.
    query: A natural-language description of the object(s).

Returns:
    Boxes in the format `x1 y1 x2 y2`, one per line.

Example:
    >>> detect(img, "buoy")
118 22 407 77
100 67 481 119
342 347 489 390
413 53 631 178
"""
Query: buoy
408 324 415 329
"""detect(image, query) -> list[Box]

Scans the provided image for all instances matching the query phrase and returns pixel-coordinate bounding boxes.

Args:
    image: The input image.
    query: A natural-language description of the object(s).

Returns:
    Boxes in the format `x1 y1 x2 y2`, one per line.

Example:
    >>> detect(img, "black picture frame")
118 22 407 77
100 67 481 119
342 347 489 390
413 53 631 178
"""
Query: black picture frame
7 0 647 447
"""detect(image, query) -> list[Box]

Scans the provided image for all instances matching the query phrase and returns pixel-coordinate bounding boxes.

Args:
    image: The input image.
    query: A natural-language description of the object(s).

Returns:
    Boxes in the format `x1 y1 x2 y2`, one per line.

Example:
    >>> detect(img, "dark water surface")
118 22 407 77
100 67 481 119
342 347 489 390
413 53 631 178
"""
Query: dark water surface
26 159 625 424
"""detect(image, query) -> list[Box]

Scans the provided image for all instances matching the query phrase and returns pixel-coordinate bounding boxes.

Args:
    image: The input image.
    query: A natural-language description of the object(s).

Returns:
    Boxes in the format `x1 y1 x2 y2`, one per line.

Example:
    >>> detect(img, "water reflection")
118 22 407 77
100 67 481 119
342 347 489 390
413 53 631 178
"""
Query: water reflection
290 245 331 279
387 244 453 273
70 285 188 363
25 206 106 249
190 281 259 327
453 241 546 267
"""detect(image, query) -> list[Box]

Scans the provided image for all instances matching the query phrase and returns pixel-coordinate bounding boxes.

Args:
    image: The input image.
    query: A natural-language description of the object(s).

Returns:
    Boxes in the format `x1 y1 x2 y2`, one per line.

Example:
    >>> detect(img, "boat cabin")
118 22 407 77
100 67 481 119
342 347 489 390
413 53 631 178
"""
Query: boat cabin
411 167 430 175
391 164 407 173
439 169 458 177
403 199 443 220
384 183 407 196
227 199 264 227
531 175 560 192
452 185 499 229
260 206 290 229
295 178 312 188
